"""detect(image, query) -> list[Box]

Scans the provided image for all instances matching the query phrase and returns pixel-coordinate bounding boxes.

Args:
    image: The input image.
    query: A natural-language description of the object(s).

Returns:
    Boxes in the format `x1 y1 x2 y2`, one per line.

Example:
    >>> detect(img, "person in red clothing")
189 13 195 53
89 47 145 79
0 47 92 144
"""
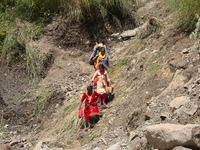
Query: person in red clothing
80 86 101 128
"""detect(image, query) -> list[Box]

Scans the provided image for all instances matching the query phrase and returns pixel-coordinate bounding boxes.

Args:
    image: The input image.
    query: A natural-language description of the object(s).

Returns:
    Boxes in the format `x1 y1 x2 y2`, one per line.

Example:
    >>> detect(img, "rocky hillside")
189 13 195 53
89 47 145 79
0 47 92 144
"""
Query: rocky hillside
0 0 200 150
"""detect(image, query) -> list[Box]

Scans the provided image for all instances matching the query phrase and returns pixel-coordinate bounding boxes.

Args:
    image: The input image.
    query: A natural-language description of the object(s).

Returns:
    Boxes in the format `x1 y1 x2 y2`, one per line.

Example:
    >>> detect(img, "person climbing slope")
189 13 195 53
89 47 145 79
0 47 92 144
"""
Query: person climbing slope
89 42 110 66
93 45 111 71
91 64 111 105
79 86 101 128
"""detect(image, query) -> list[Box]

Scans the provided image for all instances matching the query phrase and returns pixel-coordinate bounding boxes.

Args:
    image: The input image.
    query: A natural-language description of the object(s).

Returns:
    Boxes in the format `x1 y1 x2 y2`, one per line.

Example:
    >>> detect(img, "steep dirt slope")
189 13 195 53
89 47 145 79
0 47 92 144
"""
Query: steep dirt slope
28 1 198 149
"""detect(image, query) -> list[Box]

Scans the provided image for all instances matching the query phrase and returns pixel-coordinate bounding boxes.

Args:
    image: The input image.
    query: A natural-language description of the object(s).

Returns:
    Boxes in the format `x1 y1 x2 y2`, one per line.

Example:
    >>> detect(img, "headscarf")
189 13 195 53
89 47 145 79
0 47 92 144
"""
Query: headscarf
94 51 105 69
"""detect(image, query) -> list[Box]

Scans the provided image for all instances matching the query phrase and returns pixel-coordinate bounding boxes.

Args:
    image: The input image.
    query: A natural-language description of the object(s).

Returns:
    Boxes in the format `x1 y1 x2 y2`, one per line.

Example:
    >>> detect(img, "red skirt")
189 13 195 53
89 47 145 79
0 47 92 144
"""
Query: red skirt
84 105 99 121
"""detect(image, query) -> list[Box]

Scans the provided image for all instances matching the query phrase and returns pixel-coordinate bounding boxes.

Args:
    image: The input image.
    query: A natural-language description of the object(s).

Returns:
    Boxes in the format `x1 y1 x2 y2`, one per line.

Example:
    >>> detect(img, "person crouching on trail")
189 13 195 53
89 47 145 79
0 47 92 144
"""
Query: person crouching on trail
93 46 111 72
80 86 100 128
91 64 111 105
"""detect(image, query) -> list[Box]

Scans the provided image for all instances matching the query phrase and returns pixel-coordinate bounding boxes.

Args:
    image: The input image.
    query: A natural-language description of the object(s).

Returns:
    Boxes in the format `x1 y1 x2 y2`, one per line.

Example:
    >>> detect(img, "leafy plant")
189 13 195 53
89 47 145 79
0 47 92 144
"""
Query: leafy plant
166 0 200 30
190 14 200 50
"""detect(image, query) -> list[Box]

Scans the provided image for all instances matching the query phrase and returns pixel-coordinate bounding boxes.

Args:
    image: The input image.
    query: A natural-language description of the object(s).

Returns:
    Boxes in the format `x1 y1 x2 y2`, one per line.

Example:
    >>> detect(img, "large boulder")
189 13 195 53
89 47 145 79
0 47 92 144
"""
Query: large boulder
175 103 198 116
169 96 190 109
145 124 200 150
172 146 192 150
192 126 200 148
121 28 139 39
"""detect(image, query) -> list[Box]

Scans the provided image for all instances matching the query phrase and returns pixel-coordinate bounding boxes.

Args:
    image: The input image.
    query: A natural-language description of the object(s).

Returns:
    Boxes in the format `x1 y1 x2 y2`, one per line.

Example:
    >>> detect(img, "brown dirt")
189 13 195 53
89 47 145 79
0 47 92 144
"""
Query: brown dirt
1 0 200 149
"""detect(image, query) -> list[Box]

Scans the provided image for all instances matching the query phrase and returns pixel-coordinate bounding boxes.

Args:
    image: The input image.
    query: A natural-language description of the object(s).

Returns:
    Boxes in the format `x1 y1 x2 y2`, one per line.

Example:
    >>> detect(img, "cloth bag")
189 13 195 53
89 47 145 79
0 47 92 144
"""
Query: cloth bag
78 107 83 118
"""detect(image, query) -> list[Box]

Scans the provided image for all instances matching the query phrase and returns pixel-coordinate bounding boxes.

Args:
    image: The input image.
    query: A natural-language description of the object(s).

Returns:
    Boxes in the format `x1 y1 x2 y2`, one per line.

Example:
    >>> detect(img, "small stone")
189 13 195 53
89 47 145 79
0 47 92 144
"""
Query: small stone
55 104 60 108
101 138 107 145
182 48 190 54
160 112 170 121
85 41 90 44
94 147 101 150
145 115 150 121
13 131 17 135
17 143 24 148
131 59 136 64
4 124 8 129
111 33 120 37
121 143 127 148
107 142 121 150
129 131 137 142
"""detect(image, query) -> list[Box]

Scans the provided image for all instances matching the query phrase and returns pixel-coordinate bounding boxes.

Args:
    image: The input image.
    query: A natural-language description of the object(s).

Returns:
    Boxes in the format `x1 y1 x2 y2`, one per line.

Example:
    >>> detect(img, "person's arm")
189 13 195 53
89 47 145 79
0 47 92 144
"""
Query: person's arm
89 53 94 60
105 71 111 84
91 71 98 83
107 55 111 69
92 49 96 56
94 91 101 100
80 93 86 108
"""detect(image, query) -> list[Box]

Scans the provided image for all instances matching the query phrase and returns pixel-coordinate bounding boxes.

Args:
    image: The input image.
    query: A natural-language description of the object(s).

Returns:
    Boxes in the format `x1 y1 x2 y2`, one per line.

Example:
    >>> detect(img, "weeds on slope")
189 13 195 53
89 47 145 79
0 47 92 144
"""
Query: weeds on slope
190 14 200 50
166 0 200 30
1 0 134 23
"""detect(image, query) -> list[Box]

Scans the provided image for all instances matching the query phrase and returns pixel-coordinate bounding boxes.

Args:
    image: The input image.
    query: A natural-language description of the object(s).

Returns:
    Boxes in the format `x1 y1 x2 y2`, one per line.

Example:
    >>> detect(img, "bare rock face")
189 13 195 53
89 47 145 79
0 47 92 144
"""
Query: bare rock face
157 70 190 99
169 96 190 109
192 126 200 148
145 124 200 150
175 102 198 116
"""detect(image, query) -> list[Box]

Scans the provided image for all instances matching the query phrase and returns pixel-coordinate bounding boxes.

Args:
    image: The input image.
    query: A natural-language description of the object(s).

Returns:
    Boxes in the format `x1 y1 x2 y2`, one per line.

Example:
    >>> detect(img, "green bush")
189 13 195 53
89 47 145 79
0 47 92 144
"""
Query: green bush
0 30 6 51
190 14 200 50
16 0 60 22
0 0 60 22
167 0 200 30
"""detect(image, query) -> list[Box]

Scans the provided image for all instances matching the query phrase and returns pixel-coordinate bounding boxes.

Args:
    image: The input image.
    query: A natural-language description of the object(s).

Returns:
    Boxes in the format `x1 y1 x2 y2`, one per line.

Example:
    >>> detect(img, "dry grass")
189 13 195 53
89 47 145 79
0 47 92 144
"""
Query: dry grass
166 0 200 30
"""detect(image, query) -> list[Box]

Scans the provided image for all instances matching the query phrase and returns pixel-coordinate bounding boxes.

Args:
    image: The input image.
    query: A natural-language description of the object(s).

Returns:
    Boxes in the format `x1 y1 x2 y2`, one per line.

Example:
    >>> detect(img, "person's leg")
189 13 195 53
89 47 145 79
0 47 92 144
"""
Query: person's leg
98 95 102 104
103 93 106 105
87 121 90 128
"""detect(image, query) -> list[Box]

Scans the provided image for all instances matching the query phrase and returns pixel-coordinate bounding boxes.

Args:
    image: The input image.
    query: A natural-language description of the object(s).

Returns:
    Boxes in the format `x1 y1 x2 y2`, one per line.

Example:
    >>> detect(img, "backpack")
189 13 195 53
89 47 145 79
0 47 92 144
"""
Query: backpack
89 48 98 65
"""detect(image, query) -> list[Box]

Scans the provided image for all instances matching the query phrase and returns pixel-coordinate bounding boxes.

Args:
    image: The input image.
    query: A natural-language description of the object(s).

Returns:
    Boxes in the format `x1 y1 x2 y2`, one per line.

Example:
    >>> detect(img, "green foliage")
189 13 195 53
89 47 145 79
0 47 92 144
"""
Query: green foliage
167 0 200 30
2 33 25 60
34 85 53 117
0 29 6 50
26 44 45 84
0 0 60 22
190 14 200 50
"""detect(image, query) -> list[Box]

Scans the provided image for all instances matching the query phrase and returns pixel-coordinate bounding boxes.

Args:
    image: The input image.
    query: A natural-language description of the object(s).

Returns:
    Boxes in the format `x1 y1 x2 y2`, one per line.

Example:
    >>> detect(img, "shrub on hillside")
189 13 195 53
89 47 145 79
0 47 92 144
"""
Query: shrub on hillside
167 0 200 30
190 14 200 50
60 0 132 22
15 0 60 22
1 0 133 23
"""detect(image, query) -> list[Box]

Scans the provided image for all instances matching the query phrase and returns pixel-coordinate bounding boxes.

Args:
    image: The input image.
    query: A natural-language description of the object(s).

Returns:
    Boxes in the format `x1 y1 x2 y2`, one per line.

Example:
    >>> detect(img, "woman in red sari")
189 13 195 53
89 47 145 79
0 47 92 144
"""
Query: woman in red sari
80 86 101 128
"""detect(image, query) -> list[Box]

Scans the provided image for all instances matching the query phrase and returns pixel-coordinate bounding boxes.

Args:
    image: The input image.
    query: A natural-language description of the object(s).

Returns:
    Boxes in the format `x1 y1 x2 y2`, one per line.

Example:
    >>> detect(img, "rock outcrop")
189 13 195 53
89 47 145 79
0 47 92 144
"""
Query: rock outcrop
169 96 190 109
145 124 200 149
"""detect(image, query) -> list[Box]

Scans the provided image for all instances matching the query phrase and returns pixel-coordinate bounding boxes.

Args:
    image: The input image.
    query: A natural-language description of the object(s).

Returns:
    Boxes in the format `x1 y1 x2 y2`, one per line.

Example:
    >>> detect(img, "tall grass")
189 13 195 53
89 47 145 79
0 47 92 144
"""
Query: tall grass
76 0 131 21
1 0 133 23
167 0 200 30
